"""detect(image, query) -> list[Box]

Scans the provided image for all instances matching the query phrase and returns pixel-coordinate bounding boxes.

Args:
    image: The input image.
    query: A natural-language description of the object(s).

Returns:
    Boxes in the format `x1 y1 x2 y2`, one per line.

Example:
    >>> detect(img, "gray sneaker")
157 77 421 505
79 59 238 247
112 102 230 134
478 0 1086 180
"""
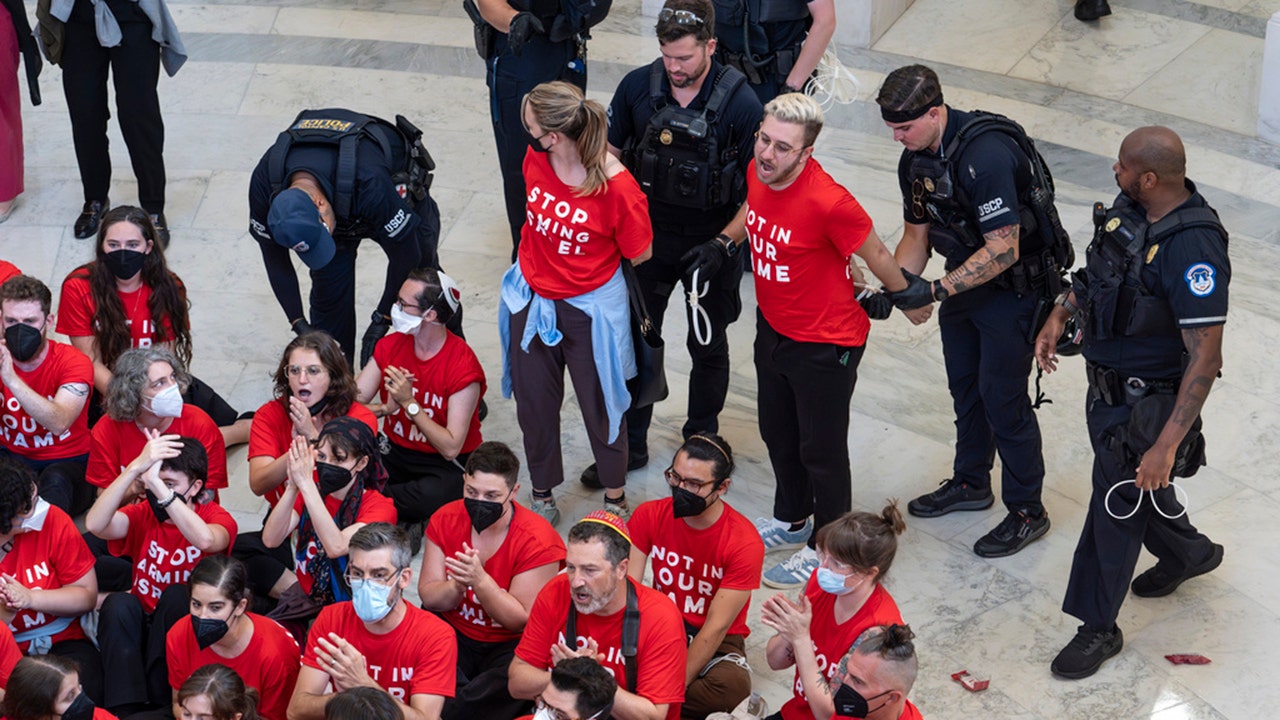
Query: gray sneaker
530 496 561 526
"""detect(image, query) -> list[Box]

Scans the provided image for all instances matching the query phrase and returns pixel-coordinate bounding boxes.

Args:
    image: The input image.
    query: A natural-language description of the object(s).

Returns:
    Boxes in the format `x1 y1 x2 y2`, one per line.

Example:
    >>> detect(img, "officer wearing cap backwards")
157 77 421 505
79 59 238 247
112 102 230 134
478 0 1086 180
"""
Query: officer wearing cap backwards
248 109 446 364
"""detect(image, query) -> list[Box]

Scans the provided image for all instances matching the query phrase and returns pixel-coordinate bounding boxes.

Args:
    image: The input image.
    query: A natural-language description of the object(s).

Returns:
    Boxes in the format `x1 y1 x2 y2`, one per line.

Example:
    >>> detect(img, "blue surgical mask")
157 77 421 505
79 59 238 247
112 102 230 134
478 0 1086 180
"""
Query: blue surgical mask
817 566 854 595
350 576 398 623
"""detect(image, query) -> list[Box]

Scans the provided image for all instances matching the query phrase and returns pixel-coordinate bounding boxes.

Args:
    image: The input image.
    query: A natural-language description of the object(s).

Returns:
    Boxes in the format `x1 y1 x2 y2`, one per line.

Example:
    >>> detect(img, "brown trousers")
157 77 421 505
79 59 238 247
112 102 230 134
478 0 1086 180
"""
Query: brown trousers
683 633 751 719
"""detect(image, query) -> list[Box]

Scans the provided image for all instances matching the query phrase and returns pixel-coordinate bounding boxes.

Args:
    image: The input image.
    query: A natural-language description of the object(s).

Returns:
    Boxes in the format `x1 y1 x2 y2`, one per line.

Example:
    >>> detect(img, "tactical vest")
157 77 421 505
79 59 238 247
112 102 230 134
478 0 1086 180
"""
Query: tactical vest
712 0 809 29
1076 192 1228 343
625 61 748 211
905 111 1074 290
267 108 436 219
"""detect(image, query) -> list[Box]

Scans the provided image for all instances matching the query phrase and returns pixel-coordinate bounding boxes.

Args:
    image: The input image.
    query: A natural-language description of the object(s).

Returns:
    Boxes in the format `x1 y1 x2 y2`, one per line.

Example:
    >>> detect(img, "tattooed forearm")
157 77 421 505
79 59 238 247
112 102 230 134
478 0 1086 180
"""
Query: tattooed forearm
943 224 1020 294
60 383 90 397
1171 375 1213 428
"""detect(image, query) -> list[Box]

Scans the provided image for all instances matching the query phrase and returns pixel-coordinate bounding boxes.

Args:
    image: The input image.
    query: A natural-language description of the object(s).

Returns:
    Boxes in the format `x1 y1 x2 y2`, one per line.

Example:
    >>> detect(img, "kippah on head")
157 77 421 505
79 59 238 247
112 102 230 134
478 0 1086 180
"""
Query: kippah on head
437 271 462 314
268 188 336 269
577 510 631 545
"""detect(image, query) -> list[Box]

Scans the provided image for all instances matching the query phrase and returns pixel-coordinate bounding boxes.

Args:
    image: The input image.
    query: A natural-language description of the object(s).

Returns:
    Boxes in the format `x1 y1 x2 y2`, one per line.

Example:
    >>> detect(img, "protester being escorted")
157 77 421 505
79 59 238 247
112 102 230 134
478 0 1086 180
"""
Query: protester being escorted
510 511 687 720
288 523 456 720
824 625 922 720
758 504 906 720
0 276 95 516
707 92 916 587
514 657 617 720
356 269 484 539
57 206 251 445
1 655 116 720
0 458 100 704
165 556 300 720
259 419 396 638
499 81 654 525
85 436 236 716
626 435 762 718
174 664 263 720
323 687 403 720
418 441 564 720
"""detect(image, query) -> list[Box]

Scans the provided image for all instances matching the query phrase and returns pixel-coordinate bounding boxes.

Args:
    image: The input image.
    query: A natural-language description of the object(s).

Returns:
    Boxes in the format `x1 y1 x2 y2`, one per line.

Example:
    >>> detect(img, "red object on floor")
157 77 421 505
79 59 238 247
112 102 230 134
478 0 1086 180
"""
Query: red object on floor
950 670 990 692
1165 654 1212 665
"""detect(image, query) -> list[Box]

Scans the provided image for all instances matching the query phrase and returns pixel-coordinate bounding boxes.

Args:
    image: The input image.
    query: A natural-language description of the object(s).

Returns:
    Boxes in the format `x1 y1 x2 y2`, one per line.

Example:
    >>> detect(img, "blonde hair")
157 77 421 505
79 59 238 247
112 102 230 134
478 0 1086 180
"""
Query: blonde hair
525 82 611 196
763 92 825 147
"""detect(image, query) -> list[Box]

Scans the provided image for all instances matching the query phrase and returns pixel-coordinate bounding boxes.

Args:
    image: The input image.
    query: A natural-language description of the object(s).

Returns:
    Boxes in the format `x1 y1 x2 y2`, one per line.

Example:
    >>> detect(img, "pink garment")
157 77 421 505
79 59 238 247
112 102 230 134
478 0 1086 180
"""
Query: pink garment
0 14 22 203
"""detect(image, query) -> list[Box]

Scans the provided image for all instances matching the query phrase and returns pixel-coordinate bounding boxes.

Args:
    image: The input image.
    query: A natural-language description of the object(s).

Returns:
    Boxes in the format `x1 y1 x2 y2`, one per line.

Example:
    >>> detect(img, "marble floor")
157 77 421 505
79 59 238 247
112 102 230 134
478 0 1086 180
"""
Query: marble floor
4 0 1279 717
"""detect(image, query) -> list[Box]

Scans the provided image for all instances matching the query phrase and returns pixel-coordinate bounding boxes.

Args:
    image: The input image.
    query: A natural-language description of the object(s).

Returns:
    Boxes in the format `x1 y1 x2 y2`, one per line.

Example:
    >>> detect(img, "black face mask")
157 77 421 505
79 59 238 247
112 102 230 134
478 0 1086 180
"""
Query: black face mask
146 488 185 523
316 462 353 496
191 612 233 650
464 497 506 533
525 126 551 154
307 394 330 416
671 483 715 519
4 323 43 362
833 684 891 719
103 249 147 279
61 692 96 720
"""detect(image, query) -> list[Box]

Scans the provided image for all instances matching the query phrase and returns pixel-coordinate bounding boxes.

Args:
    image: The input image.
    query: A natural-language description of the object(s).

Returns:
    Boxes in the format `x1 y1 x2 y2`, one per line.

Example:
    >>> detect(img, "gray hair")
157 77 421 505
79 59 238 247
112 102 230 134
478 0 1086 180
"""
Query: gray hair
348 522 412 571
104 346 191 421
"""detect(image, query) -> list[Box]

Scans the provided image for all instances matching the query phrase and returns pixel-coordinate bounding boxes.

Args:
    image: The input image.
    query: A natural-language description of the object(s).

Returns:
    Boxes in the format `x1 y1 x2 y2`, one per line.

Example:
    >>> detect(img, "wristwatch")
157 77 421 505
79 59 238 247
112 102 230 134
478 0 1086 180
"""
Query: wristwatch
1055 292 1078 315
406 401 422 418
931 280 949 302
157 490 179 508
715 233 740 258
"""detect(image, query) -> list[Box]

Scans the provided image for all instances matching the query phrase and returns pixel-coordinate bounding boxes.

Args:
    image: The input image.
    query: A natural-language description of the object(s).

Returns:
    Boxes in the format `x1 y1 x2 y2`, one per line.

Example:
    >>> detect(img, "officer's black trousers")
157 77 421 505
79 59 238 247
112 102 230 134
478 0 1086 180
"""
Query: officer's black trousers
61 17 165 213
938 285 1045 513
1063 389 1215 630
441 633 527 720
754 311 861 547
98 584 189 711
626 237 743 452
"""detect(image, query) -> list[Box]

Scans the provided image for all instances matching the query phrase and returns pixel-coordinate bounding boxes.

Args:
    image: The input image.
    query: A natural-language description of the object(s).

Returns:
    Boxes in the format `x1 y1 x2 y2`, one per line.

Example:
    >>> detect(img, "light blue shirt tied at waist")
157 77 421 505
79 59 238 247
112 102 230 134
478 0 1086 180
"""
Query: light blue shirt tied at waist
499 262 636 444
48 0 187 75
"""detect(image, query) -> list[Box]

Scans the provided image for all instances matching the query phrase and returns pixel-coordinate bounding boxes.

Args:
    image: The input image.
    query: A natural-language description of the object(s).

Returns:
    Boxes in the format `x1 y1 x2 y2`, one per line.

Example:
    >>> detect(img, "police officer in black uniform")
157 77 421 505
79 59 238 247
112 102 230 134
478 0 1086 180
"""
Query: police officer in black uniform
876 64 1069 558
581 0 761 484
1036 126 1227 679
710 0 835 104
464 0 599 256
248 108 443 364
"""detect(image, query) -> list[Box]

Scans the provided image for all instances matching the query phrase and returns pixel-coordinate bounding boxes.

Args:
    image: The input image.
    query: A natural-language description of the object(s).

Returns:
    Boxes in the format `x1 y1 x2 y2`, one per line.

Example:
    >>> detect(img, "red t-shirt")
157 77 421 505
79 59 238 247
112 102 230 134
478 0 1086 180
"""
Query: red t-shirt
291 490 397 594
302 602 457 702
517 149 652 299
56 267 183 347
372 332 485 456
779 579 902 720
107 501 238 613
248 399 378 507
744 159 874 346
628 498 763 637
0 261 21 286
0 341 93 460
0 624 22 686
167 613 301 720
899 700 923 720
0 504 95 650
516 576 686 720
86 406 228 490
424 500 565 643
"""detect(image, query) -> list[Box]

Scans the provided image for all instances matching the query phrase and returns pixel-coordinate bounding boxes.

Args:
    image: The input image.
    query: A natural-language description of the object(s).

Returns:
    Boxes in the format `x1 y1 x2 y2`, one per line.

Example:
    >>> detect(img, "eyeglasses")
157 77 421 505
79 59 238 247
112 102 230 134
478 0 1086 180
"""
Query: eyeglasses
816 550 856 574
754 130 805 158
345 567 404 586
658 8 705 26
286 365 327 378
664 467 718 492
394 298 426 315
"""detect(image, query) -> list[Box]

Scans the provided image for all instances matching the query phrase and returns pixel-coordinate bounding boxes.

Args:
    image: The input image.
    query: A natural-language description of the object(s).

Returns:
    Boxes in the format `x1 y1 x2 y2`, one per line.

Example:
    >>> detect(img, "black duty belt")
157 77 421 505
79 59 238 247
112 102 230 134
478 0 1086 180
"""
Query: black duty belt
1085 361 1180 407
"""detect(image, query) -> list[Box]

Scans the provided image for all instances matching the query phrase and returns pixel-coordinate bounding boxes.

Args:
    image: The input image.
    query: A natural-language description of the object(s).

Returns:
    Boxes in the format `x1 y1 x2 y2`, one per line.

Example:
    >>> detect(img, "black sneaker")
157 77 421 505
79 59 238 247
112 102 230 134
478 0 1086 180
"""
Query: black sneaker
578 452 649 489
1074 0 1111 21
907 478 994 518
1051 625 1123 679
149 213 170 248
1131 543 1224 598
973 509 1050 558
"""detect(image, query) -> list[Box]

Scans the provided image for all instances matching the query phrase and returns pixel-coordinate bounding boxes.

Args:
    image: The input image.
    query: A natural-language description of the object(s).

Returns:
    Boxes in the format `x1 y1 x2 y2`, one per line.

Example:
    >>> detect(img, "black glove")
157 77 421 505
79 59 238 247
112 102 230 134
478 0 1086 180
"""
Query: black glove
680 239 731 280
360 316 391 368
507 12 545 56
884 269 934 310
857 289 893 320
547 14 576 42
291 318 315 336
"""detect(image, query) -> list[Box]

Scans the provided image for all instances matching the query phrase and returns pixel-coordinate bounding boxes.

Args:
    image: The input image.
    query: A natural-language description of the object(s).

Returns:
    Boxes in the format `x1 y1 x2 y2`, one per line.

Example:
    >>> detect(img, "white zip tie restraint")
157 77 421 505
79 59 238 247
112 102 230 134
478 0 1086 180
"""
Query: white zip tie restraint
1104 479 1189 520
804 47 862 110
688 267 713 347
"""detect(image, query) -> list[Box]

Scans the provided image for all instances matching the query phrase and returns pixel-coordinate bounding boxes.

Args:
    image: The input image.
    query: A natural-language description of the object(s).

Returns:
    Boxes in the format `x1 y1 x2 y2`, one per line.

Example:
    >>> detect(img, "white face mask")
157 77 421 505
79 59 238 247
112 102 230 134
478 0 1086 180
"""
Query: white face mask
532 708 556 720
20 498 50 533
390 303 424 335
147 383 185 418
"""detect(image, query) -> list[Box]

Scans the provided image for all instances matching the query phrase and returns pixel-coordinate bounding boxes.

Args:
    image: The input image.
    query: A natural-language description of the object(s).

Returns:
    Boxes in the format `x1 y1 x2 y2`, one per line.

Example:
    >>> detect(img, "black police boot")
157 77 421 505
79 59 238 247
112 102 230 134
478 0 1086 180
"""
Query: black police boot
578 451 649 489
1074 0 1111 21
73 199 109 239
149 213 170 248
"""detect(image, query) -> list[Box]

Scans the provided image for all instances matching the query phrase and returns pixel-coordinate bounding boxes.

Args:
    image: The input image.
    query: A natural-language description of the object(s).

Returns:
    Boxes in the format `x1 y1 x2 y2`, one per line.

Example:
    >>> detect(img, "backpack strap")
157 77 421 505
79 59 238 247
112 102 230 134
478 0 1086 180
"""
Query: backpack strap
564 579 642 692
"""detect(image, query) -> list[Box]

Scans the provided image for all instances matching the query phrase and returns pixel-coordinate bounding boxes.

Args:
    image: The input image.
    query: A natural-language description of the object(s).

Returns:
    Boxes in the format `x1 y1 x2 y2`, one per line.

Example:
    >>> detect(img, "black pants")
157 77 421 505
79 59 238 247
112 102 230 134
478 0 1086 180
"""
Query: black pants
487 34 584 257
83 531 133 592
61 17 165 213
1062 388 1215 630
51 639 104 706
441 632 527 720
2 451 93 516
754 311 861 546
382 443 467 524
98 584 189 711
938 285 1045 514
235 528 295 613
626 231 743 452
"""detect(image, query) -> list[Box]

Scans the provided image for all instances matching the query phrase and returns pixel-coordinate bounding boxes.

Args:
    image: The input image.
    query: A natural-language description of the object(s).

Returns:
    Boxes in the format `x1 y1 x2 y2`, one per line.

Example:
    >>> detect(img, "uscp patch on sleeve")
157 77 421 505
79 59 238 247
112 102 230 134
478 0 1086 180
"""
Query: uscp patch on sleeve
1185 263 1216 297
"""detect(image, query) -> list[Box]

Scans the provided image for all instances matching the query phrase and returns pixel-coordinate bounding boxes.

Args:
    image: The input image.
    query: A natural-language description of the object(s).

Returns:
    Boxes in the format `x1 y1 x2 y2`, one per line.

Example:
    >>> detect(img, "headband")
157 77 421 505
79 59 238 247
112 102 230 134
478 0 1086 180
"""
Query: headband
880 94 943 124
687 435 730 464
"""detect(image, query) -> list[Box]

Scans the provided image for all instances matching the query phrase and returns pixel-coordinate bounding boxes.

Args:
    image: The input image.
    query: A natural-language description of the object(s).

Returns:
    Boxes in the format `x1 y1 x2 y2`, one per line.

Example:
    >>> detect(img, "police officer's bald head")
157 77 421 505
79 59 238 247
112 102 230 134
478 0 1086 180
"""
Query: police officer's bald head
1120 126 1186 183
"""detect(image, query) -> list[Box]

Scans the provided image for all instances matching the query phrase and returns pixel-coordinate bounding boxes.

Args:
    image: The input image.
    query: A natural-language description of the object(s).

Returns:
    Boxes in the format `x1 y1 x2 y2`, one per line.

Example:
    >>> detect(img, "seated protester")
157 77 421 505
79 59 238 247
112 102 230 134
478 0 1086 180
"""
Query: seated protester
0 624 22 693
85 436 237 715
516 657 617 720
288 523 456 720
627 435 763 719
324 688 403 720
826 625 922 720
259 419 396 634
759 504 906 720
2 655 116 720
510 512 687 720
56 206 252 446
355 269 484 538
176 663 264 720
166 557 300 720
0 276 94 515
418 442 564 720
0 458 100 704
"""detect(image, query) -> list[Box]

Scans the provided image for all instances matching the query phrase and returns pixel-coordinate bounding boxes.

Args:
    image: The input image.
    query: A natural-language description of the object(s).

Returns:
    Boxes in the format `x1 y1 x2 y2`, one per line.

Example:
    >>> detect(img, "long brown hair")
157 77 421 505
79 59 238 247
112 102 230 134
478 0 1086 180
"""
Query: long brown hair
2 655 78 720
85 205 192 369
524 82 611 196
271 331 356 417
177 664 262 720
